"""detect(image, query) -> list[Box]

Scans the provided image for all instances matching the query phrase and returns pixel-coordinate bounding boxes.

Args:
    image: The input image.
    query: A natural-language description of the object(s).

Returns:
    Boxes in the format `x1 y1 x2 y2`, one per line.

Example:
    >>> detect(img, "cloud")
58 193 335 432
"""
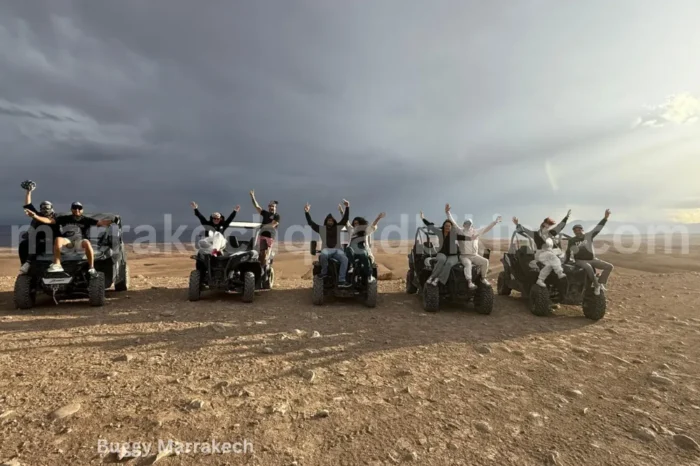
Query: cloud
633 93 700 129
668 208 700 224
0 99 79 122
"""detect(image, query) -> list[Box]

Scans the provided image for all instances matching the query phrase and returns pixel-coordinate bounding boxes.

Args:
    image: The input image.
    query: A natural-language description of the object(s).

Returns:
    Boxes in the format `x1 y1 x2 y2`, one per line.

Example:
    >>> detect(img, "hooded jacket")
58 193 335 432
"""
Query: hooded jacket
306 208 349 249
565 217 607 262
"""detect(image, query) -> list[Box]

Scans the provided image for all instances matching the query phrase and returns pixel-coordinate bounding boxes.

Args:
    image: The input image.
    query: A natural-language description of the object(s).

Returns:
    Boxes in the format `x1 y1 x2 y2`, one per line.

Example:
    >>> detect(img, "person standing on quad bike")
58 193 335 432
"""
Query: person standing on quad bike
305 200 351 288
19 181 61 274
420 210 474 287
565 209 614 296
25 202 116 276
249 190 280 273
190 202 240 236
445 204 501 289
512 210 571 288
338 205 385 282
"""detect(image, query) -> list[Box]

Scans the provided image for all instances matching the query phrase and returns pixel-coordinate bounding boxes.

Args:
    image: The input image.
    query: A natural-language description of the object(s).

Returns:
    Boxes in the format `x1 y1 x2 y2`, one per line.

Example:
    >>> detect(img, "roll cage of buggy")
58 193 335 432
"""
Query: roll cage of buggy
496 228 606 320
406 225 494 314
187 221 275 302
309 226 378 307
14 212 128 309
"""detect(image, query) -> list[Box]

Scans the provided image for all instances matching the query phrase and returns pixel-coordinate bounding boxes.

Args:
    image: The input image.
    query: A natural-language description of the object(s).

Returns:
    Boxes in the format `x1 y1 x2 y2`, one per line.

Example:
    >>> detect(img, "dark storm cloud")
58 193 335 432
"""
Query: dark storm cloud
1 0 699 230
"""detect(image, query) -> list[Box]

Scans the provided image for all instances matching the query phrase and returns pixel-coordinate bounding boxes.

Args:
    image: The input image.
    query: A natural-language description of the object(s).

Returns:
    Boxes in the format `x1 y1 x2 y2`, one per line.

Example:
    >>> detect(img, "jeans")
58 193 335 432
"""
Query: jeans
345 246 372 279
575 259 614 285
319 248 348 282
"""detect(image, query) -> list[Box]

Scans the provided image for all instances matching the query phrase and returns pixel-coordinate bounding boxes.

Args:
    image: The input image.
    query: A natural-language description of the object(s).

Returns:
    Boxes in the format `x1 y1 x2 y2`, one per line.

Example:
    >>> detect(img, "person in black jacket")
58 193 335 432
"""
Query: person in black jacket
420 209 475 287
565 209 613 295
305 199 351 287
19 182 61 274
190 202 240 236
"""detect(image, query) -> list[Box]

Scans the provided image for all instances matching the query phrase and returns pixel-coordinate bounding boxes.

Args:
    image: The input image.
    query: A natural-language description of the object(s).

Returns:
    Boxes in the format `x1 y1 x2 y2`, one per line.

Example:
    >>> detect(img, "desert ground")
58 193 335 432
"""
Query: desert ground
1 238 700 466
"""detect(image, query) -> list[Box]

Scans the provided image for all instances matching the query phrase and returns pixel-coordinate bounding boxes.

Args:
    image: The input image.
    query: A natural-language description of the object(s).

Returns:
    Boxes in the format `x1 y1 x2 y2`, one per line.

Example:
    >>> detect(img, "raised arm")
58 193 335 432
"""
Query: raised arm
590 209 610 239
304 203 320 233
512 217 535 239
249 190 263 214
371 212 385 228
551 209 572 234
24 185 34 207
190 202 209 225
478 216 502 236
223 205 240 228
339 199 350 226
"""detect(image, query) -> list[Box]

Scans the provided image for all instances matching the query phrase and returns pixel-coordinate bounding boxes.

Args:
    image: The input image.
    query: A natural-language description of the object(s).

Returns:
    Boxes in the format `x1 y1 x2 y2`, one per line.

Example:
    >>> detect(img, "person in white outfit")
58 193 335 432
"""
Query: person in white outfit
512 210 571 288
445 204 501 289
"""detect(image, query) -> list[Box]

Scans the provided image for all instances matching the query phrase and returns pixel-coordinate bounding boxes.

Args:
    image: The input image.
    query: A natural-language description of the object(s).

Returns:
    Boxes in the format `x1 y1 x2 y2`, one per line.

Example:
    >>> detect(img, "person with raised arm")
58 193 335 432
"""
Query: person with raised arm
19 181 60 274
190 201 240 235
250 189 280 271
339 204 385 281
305 199 351 287
420 208 475 287
565 209 614 295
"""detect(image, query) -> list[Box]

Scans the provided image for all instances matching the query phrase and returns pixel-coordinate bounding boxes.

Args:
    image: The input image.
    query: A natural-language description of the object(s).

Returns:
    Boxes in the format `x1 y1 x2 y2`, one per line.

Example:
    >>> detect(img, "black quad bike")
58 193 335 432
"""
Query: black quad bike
405 226 494 314
188 222 275 302
309 234 378 308
496 230 606 320
13 213 128 309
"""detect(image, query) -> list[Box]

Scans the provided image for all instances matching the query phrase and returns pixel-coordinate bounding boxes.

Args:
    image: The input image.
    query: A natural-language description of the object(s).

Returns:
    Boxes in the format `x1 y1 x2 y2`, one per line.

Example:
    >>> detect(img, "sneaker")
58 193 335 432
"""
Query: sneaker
368 275 376 283
593 285 601 295
47 263 64 273
467 280 477 290
557 273 567 279
88 268 97 276
481 278 490 286
599 284 607 292
338 281 351 288
536 279 546 288
19 262 30 274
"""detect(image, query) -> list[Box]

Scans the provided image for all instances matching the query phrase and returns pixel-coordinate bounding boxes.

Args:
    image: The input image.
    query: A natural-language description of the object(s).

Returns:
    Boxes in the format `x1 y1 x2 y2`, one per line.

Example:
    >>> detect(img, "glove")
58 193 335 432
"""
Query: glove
21 180 36 191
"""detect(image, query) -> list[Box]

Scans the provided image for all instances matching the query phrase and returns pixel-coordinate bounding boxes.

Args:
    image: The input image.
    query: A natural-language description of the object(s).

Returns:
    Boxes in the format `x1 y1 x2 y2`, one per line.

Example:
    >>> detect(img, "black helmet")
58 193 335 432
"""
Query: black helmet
39 201 54 216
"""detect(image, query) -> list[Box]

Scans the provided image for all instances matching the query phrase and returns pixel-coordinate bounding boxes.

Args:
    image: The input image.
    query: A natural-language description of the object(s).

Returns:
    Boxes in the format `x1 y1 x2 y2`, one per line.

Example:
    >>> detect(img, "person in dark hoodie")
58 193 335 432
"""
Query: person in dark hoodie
305 199 351 287
190 201 240 236
565 209 613 295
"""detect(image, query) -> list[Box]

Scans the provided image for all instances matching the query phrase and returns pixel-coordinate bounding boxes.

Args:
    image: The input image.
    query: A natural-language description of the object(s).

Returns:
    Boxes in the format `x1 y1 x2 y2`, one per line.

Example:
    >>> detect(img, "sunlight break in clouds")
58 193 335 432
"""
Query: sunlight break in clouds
669 208 700 224
633 92 700 128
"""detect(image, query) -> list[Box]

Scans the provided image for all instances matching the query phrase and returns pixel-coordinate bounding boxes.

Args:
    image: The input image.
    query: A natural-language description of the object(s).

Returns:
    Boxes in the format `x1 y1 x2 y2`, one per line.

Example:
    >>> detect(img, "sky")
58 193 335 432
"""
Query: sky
1 0 699 234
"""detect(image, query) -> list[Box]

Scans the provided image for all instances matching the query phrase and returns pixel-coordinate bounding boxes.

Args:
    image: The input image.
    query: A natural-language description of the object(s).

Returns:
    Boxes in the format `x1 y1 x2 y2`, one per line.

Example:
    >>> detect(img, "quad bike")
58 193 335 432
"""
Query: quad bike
496 229 606 320
405 226 494 314
309 234 378 308
13 213 128 309
187 222 275 302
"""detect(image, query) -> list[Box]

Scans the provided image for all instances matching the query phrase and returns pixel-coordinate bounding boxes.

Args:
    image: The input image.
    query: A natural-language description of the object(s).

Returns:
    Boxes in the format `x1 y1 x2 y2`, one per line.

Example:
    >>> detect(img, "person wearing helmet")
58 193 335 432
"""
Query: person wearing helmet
25 202 116 276
512 210 571 287
190 202 240 236
565 209 614 295
305 199 351 287
18 181 61 274
446 204 501 289
249 190 280 272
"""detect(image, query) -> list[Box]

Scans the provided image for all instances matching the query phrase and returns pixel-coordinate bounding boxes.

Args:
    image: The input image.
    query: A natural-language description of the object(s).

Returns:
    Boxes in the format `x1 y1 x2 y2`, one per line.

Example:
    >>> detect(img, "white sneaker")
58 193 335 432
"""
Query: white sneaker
19 262 30 274
599 284 607 292
536 279 546 288
368 276 376 283
481 278 490 286
47 263 63 273
88 268 97 276
557 273 567 279
594 285 601 295
467 280 477 290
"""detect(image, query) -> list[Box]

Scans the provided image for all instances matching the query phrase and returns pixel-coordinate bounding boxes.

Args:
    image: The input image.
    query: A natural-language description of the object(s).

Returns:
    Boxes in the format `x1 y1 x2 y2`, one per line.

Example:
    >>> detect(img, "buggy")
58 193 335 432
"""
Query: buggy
496 229 606 320
405 225 494 314
13 213 128 309
309 228 378 307
188 222 275 302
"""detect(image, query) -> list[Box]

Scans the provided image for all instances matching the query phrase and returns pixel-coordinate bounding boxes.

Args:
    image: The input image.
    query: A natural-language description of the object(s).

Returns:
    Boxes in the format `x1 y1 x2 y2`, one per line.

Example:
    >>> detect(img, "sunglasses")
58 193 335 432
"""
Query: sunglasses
71 207 83 211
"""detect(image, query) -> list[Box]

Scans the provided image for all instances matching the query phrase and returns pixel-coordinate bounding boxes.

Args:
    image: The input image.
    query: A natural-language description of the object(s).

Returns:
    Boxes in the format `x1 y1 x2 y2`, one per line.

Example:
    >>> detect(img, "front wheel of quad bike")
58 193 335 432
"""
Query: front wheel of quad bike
89 272 106 307
242 271 255 303
528 284 552 316
188 270 201 301
114 260 129 292
364 278 378 308
422 282 440 313
497 271 511 296
405 269 417 294
582 289 607 320
312 275 324 305
474 282 494 315
13 275 35 310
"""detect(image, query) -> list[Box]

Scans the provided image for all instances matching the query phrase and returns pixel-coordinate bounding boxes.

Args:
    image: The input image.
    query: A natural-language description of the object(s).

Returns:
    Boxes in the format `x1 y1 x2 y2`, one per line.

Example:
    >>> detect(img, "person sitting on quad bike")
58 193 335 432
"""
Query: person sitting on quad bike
445 203 501 289
565 209 614 296
512 210 571 288
420 210 474 287
25 201 116 276
190 201 240 236
305 199 351 287
338 205 385 281
249 190 280 273
19 180 61 275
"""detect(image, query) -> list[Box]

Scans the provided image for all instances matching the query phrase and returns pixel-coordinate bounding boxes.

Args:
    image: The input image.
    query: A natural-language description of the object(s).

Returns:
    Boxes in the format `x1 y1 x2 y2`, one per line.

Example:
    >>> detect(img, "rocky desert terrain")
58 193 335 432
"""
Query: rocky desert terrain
1 238 699 466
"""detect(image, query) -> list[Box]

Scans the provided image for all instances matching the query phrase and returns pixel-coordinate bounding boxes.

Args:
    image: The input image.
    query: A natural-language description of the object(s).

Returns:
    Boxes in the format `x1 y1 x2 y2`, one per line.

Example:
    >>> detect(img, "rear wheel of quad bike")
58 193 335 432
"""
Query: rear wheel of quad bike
497 271 511 296
474 282 494 315
364 278 378 308
13 275 35 310
528 284 552 316
115 260 129 292
312 276 324 305
422 283 440 313
405 269 417 294
242 271 255 303
188 270 201 301
582 289 607 320
89 272 106 307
